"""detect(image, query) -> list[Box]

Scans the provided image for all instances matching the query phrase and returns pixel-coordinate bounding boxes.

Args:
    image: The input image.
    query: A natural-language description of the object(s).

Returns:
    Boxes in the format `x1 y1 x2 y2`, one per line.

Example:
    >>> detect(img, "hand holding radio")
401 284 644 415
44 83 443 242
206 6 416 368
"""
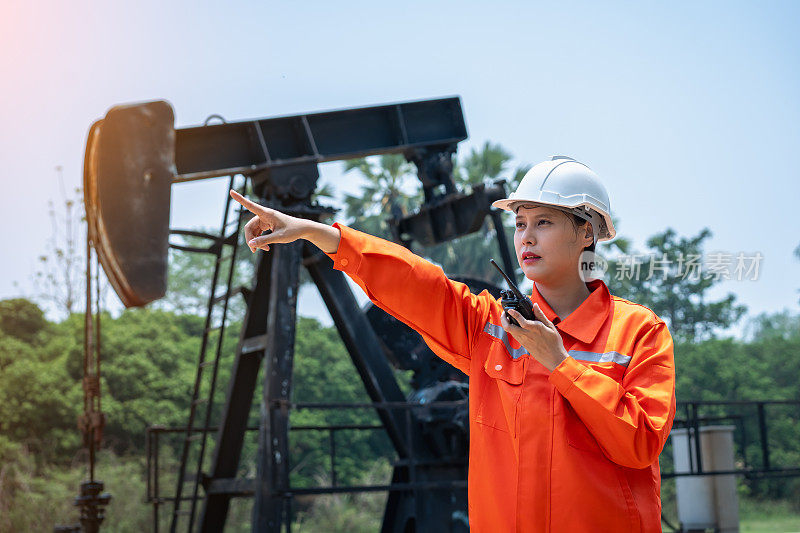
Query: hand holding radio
489 259 537 326
490 259 568 372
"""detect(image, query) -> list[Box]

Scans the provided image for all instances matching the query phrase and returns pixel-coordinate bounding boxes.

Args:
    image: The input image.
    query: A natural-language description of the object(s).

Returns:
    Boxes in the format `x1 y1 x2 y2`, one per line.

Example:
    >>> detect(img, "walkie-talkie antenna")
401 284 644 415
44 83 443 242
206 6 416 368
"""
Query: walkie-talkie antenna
490 259 523 298
490 258 536 323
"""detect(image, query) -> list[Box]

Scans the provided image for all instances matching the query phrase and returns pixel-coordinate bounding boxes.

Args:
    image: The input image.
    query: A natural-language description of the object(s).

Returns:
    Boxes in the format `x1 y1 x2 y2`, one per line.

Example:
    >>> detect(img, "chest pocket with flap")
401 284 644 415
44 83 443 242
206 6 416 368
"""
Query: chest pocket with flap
475 343 528 433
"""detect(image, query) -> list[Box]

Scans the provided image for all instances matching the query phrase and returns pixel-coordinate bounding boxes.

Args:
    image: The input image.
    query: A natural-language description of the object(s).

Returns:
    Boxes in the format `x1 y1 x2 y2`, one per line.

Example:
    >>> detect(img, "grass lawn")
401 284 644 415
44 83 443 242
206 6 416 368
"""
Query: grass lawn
739 498 800 533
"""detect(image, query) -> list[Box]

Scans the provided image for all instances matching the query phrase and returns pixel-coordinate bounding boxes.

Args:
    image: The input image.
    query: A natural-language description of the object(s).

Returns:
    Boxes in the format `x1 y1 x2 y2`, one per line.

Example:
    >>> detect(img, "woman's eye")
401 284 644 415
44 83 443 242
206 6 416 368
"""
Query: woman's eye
516 220 549 228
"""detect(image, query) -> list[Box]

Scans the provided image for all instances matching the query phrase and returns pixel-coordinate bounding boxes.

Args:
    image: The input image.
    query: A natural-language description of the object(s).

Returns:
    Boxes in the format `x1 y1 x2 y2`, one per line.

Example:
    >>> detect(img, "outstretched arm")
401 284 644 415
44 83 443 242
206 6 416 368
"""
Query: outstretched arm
230 190 492 375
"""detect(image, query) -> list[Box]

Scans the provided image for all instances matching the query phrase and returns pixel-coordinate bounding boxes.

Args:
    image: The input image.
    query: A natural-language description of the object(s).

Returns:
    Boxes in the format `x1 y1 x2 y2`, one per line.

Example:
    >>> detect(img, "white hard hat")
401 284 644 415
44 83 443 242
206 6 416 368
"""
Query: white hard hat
492 155 616 243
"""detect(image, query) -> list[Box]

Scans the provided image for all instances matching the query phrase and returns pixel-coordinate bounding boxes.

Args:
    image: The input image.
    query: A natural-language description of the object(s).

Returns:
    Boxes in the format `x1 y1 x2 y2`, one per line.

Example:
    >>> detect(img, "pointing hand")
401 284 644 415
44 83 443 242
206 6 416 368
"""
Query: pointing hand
229 190 310 253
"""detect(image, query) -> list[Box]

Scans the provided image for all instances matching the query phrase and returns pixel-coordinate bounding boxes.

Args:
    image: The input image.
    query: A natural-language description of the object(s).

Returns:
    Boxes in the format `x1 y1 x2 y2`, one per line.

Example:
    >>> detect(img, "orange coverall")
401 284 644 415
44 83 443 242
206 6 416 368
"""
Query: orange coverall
324 222 677 532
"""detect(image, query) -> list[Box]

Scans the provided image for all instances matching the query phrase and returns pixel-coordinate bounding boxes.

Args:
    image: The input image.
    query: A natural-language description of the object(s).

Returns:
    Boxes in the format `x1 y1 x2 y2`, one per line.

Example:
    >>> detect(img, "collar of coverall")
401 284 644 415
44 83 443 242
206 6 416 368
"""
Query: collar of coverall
530 278 611 344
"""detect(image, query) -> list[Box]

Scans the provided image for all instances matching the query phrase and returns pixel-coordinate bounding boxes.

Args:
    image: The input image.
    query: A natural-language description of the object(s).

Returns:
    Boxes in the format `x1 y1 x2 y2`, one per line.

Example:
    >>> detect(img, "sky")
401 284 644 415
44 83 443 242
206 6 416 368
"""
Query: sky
1 1 799 337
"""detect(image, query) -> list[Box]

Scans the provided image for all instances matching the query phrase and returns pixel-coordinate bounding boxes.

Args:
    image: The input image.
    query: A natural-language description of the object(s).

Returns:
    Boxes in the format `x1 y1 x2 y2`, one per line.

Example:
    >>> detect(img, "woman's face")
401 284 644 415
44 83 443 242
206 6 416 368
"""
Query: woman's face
513 204 592 284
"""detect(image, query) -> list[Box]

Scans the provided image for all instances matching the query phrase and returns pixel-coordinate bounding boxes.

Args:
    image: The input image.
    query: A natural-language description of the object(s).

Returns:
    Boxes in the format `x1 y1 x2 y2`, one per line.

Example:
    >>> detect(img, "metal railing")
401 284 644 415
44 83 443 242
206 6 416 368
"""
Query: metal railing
146 399 468 532
146 399 800 531
663 400 800 478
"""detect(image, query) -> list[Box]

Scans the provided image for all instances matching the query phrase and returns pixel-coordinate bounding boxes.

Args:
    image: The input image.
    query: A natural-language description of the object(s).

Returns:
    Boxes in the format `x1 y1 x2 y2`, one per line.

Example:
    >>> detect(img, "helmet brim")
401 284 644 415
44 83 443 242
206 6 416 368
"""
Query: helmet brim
491 198 567 214
491 198 518 212
491 197 617 242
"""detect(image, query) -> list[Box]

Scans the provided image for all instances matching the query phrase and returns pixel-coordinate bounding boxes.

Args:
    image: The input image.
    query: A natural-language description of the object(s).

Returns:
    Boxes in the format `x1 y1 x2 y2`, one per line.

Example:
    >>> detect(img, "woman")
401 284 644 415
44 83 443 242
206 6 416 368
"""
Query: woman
230 155 676 532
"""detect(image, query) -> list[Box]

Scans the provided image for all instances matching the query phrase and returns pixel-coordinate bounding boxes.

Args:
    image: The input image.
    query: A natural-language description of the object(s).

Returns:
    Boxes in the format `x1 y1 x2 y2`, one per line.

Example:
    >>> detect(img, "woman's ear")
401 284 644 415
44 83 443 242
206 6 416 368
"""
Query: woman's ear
584 223 594 246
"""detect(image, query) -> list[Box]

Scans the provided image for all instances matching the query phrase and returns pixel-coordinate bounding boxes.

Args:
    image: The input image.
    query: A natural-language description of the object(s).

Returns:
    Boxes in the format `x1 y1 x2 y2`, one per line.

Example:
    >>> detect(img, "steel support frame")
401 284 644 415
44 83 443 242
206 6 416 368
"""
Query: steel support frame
252 240 302 530
198 239 281 531
198 225 417 531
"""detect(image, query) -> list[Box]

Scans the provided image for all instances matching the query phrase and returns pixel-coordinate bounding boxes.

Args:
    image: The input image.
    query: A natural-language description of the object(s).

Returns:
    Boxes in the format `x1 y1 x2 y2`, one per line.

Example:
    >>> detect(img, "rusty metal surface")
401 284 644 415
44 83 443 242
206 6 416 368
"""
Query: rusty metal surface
83 100 175 307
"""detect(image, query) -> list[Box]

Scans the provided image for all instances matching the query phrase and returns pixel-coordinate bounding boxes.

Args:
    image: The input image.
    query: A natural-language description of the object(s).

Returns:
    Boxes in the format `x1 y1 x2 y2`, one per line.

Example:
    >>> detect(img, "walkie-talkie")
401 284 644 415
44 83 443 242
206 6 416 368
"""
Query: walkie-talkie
490 259 537 326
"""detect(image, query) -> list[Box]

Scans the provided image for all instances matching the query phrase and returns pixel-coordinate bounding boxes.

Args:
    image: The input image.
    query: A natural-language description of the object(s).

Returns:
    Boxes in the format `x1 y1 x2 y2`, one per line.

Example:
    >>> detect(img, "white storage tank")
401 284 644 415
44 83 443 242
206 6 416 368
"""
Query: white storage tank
671 425 739 532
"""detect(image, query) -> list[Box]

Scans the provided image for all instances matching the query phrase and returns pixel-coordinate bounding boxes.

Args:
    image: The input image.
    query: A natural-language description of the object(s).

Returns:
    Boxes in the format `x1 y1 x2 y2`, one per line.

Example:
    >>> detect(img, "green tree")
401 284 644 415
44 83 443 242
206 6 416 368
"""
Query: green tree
671 310 800 501
453 141 513 189
289 316 393 487
0 299 80 460
605 227 747 343
152 227 255 318
0 304 214 460
0 298 48 344
80 308 205 454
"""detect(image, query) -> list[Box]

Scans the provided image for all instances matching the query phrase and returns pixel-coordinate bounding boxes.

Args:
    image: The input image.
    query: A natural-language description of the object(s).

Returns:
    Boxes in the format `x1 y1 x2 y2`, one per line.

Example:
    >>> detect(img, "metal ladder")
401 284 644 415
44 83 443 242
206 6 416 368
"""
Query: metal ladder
169 175 249 532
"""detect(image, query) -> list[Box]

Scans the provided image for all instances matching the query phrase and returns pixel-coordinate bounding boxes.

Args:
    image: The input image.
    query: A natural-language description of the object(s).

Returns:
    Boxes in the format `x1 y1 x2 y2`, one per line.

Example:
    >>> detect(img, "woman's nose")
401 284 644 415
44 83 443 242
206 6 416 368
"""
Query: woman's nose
520 227 536 245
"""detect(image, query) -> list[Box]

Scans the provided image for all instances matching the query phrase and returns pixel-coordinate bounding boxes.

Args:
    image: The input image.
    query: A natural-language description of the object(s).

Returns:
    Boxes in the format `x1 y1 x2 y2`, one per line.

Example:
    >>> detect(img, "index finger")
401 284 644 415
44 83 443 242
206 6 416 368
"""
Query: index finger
500 310 518 331
230 190 265 215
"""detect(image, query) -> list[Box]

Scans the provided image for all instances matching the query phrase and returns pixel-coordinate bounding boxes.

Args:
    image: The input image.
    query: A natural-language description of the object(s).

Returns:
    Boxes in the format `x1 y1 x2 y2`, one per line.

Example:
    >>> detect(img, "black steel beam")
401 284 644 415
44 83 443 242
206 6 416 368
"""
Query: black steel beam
174 97 467 182
203 478 470 497
302 242 411 458
490 208 518 286
252 241 302 530
388 181 507 246
197 244 277 532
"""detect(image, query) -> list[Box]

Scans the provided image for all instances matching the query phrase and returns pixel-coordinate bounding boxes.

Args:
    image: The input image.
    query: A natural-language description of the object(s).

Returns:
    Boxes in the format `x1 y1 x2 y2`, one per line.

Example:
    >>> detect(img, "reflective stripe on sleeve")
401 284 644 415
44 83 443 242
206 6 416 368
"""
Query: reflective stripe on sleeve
567 350 631 367
483 322 530 359
483 322 631 366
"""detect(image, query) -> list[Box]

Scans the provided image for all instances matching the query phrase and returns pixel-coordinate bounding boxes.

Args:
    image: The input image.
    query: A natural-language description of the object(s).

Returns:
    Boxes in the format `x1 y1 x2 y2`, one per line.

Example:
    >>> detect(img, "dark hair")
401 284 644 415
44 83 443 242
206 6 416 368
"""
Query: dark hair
570 214 596 254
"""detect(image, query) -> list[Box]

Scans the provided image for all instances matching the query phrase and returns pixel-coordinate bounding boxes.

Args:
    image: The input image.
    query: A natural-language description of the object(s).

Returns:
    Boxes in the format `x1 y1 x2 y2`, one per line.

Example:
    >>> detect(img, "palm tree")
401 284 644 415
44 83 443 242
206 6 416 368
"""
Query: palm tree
341 154 422 240
454 141 513 188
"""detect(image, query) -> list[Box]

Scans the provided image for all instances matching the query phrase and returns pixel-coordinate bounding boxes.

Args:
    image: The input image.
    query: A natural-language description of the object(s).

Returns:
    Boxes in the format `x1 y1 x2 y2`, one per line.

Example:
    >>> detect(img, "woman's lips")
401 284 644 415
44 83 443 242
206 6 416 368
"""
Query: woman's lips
522 254 541 264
